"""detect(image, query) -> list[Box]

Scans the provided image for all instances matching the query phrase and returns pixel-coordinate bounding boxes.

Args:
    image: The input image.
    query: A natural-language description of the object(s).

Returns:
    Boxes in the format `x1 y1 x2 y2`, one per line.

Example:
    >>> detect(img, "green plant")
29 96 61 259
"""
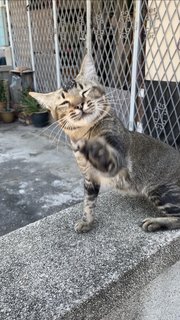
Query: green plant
21 90 42 115
0 80 7 103
0 80 12 112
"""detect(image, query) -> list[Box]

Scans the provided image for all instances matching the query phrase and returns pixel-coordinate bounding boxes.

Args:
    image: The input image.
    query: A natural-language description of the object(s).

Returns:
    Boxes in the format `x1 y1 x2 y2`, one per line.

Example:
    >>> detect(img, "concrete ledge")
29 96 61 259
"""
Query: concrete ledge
0 192 180 320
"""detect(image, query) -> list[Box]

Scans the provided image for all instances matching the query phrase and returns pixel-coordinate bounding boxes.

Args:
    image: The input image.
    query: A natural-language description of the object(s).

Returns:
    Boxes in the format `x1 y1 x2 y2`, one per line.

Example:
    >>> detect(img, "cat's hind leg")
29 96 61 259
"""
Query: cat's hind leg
141 217 180 232
141 184 180 232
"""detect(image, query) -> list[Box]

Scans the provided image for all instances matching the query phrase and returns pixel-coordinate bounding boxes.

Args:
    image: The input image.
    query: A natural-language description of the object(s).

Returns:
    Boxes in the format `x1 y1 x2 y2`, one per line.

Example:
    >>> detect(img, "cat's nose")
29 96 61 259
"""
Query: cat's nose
76 102 84 110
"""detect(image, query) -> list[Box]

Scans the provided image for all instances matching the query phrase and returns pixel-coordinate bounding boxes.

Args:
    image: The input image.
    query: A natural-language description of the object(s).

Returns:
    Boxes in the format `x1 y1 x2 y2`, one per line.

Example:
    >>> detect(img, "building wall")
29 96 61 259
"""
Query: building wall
0 1 8 47
145 0 179 82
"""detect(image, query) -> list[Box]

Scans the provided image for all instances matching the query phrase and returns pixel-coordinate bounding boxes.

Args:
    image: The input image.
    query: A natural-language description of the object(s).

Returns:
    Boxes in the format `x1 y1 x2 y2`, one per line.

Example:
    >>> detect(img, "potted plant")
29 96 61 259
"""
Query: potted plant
0 80 15 123
0 80 7 111
20 90 49 127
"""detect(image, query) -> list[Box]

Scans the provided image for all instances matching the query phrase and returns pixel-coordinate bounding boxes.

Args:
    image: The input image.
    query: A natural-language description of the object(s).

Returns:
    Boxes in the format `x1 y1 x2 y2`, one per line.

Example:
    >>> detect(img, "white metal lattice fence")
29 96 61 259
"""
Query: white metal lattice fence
4 0 180 148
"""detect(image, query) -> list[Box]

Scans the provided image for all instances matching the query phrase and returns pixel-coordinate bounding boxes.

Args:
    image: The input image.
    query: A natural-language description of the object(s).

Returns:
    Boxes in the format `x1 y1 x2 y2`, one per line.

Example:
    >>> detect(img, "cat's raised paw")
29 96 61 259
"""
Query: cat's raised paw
78 138 111 173
74 220 93 233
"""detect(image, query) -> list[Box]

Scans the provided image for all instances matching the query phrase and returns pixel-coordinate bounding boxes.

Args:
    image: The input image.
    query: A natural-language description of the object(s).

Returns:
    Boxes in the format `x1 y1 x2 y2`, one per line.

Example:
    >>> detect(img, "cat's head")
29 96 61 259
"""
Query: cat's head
29 55 109 135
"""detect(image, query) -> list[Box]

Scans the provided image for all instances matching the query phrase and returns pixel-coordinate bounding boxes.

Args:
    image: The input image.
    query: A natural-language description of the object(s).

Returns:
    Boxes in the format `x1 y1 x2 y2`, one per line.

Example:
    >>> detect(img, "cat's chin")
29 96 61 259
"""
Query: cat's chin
71 114 95 126
81 111 94 120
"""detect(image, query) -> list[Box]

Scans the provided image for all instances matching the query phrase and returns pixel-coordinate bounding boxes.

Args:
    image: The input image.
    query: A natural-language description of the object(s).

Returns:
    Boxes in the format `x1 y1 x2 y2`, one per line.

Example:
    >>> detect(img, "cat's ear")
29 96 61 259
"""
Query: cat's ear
29 91 60 120
76 54 98 81
29 91 53 110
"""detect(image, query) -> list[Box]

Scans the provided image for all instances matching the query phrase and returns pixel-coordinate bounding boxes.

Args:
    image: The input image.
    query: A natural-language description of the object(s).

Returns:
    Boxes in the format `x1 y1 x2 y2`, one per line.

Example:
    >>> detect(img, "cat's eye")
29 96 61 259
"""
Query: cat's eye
79 83 84 90
61 92 65 99
59 100 69 106
82 89 90 97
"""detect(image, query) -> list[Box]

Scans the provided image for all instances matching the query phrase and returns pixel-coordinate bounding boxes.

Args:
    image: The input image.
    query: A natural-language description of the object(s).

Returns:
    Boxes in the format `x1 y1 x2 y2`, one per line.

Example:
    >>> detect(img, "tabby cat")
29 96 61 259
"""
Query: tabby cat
29 54 180 233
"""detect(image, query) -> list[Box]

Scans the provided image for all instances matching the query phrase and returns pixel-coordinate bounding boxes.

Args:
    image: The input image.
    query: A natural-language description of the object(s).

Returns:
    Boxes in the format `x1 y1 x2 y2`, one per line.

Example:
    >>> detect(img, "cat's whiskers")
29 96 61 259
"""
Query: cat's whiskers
52 125 63 145
91 100 112 118
61 118 68 128
104 94 128 109
48 117 67 146
103 90 120 99
102 92 126 112
106 100 125 115
92 95 120 116
57 127 64 152
36 120 59 138
59 117 79 135
49 121 61 142
56 121 69 151
57 116 76 148
96 106 112 119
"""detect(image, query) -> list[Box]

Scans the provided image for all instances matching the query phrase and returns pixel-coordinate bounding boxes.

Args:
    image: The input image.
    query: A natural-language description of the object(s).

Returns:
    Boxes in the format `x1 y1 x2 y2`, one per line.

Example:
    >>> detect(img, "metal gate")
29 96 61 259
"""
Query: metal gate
5 0 180 148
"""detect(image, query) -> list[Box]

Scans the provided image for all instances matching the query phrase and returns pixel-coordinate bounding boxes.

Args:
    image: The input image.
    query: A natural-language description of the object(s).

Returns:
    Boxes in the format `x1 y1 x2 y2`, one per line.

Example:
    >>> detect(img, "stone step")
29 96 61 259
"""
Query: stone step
0 192 180 320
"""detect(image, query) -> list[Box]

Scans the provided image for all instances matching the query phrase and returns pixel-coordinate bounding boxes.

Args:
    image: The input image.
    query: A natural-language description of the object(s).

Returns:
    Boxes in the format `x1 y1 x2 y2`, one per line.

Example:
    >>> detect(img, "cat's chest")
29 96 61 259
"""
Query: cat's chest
98 169 130 190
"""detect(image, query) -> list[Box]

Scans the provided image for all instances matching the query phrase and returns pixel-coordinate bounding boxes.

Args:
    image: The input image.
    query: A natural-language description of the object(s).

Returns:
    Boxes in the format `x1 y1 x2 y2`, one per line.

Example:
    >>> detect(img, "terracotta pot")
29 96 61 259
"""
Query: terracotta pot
0 110 15 123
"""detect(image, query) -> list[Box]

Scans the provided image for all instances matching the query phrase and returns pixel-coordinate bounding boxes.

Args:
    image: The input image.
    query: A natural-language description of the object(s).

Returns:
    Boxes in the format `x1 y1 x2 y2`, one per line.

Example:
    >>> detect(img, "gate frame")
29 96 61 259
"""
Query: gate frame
26 0 37 90
128 0 142 131
5 0 15 68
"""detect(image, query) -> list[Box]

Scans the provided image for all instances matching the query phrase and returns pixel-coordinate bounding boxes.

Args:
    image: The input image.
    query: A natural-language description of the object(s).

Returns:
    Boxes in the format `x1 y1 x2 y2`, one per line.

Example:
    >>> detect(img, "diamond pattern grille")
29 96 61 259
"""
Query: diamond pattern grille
56 0 86 83
134 0 180 148
9 0 31 68
29 0 56 92
91 0 133 127
7 0 180 148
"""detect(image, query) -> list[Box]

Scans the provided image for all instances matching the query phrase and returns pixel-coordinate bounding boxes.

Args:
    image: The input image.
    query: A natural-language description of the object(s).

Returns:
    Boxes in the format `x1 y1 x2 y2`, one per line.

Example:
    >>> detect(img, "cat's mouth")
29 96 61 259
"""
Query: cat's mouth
76 111 93 121
70 100 106 124
75 104 93 119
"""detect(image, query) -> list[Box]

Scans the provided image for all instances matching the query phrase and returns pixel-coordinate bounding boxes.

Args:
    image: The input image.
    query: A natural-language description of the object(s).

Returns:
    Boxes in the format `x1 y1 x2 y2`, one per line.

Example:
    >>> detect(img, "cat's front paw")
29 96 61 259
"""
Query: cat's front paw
78 138 113 173
74 220 93 233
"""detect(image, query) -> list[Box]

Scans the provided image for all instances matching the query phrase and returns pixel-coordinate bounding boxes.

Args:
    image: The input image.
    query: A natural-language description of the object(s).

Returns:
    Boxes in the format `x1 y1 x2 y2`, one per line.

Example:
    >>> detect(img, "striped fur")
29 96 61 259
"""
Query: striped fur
29 55 180 233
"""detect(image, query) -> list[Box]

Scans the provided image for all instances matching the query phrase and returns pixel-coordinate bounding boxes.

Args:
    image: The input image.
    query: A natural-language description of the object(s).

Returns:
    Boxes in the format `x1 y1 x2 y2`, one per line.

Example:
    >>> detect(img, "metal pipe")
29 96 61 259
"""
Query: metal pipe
52 0 61 88
129 0 141 131
26 0 37 91
5 0 15 68
86 0 91 54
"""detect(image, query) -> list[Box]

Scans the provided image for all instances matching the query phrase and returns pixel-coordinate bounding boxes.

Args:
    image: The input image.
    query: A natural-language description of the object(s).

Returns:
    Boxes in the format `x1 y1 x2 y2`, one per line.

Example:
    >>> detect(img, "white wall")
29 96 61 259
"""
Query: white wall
145 0 179 82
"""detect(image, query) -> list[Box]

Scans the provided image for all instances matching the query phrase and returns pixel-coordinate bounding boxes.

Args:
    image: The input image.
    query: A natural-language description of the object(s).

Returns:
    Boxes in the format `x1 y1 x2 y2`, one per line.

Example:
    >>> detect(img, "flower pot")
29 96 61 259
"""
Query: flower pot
31 111 49 127
0 110 15 123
